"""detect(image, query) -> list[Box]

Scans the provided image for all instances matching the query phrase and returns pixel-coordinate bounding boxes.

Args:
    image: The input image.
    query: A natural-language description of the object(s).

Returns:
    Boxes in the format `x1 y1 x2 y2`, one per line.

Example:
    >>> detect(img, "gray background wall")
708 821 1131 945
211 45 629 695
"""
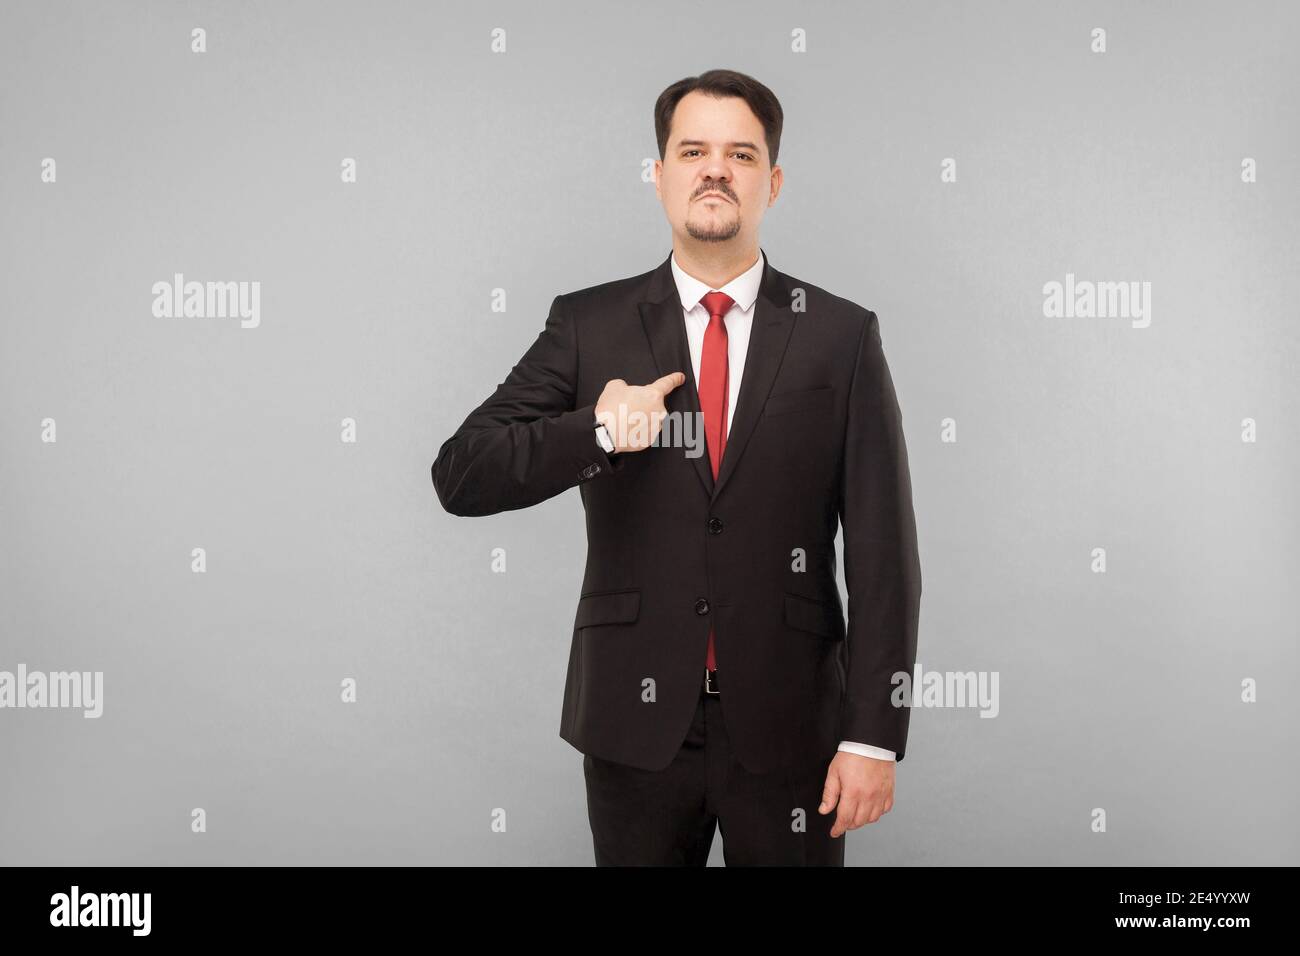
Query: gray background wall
1 0 1296 865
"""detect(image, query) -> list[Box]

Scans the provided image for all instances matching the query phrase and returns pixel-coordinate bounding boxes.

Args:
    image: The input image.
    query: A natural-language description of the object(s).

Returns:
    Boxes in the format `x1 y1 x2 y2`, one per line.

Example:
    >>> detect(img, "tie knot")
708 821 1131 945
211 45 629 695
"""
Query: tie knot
701 291 735 320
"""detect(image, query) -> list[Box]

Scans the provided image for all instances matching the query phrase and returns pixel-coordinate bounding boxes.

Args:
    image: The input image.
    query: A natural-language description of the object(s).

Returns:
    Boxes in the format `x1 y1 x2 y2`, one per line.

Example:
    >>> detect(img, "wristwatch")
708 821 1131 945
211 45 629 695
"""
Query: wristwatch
594 420 615 454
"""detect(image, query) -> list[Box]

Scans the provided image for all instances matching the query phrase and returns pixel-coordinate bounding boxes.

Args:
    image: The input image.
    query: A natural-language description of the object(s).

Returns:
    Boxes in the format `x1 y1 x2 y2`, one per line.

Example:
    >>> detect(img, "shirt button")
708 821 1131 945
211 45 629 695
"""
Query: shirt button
694 598 710 615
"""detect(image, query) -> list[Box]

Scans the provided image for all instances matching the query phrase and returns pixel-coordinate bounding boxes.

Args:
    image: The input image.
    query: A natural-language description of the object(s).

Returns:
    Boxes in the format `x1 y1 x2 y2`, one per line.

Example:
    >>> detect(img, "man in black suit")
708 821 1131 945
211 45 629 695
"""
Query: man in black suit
432 69 921 866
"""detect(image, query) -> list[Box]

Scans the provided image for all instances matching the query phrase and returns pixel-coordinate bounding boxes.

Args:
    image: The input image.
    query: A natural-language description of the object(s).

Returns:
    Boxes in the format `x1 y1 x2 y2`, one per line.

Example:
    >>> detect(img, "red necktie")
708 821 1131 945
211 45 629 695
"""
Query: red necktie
698 290 734 672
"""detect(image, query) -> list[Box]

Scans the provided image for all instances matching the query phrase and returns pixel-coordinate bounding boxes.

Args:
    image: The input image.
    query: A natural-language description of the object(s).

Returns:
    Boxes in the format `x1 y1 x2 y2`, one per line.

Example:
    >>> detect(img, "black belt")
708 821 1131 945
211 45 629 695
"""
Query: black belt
704 668 719 695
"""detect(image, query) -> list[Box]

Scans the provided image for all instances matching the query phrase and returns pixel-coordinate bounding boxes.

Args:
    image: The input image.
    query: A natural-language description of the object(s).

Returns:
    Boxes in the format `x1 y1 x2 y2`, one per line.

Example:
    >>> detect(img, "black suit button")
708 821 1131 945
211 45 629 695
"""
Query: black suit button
694 598 710 615
707 517 724 534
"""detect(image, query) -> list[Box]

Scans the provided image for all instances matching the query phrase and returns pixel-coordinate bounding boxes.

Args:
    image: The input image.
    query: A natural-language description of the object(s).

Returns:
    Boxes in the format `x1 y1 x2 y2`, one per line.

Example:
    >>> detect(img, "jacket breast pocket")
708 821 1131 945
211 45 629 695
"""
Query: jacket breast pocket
763 386 834 417
575 588 641 629
783 592 846 641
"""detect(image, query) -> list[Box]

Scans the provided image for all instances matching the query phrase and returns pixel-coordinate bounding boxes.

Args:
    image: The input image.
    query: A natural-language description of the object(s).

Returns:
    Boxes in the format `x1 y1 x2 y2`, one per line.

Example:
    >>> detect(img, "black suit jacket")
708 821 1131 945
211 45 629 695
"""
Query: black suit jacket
432 248 921 774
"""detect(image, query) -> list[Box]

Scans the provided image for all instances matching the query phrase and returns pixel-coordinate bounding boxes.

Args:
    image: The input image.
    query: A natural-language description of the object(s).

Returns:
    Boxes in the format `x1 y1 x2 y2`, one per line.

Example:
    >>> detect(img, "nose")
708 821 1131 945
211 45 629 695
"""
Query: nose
699 150 733 186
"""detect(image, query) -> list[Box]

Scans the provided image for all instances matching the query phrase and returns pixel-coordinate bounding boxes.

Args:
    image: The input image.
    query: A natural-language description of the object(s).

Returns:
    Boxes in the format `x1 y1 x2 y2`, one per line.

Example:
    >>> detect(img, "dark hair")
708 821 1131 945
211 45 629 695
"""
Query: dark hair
654 69 784 167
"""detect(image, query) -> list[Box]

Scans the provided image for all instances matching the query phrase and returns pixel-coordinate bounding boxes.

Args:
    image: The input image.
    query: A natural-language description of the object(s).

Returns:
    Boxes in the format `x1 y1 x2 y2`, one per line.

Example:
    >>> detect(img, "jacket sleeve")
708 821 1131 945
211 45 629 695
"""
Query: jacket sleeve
837 310 922 761
431 293 624 517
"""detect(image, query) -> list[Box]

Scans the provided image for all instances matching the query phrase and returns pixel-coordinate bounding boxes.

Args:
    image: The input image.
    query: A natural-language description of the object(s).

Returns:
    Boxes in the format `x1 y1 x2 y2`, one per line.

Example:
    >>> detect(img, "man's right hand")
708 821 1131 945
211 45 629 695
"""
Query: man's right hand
594 372 686 453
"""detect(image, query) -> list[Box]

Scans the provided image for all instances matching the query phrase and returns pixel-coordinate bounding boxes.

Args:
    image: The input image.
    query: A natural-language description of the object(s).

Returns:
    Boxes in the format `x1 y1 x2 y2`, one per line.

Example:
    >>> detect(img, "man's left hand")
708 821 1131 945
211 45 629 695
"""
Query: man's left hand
819 751 895 837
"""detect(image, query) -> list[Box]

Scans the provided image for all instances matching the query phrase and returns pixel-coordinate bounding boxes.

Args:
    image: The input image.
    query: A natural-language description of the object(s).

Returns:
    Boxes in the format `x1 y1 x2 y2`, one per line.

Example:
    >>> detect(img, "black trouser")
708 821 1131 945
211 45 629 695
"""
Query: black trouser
582 683 846 866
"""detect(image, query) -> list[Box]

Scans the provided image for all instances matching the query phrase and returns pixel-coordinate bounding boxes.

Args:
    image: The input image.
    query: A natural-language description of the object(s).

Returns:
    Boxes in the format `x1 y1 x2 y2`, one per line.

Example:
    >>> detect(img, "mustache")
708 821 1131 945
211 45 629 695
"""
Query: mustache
694 187 737 201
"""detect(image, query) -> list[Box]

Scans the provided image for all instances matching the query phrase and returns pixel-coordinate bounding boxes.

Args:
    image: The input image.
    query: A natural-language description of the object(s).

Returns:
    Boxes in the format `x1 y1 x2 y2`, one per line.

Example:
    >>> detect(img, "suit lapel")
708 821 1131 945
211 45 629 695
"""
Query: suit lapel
639 253 715 499
710 251 795 503
637 246 797 504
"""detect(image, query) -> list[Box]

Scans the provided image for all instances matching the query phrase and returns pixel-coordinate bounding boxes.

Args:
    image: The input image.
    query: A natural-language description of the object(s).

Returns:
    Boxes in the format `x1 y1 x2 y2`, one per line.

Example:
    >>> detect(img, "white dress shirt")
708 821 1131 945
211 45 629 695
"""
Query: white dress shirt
668 249 897 764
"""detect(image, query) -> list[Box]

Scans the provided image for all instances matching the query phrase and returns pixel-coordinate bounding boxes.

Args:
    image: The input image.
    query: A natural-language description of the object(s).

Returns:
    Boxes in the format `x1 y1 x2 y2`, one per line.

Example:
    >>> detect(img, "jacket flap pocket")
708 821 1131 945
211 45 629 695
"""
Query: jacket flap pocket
575 589 641 628
764 386 834 417
783 592 846 640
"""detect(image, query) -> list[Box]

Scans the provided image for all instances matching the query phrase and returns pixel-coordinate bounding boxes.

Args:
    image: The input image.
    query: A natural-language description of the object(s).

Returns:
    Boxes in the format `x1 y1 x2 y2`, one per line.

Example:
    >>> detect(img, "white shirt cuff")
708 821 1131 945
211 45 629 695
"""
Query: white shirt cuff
837 740 896 761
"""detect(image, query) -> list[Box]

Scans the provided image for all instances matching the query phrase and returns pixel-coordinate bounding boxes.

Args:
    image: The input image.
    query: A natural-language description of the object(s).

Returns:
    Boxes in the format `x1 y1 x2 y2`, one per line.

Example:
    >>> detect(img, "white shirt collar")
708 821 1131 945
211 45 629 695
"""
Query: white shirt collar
670 248 765 314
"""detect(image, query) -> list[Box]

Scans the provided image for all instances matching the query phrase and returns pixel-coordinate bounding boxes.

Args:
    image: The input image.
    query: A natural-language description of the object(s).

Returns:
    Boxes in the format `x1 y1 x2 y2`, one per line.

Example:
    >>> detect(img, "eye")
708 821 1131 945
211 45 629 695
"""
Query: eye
681 149 754 161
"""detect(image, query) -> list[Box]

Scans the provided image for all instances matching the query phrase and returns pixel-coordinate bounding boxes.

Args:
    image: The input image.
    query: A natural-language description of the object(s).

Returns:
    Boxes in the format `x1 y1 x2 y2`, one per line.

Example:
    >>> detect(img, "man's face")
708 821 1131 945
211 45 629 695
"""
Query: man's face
655 91 781 246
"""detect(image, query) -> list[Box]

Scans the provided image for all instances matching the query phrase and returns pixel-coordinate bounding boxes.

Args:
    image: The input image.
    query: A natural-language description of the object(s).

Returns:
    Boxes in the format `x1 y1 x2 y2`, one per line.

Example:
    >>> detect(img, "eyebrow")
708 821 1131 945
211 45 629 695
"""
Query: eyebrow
675 140 761 153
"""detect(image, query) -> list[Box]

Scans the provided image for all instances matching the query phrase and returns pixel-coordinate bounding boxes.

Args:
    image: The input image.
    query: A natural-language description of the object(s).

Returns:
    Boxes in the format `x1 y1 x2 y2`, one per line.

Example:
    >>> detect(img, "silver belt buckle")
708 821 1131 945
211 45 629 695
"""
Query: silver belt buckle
704 668 720 695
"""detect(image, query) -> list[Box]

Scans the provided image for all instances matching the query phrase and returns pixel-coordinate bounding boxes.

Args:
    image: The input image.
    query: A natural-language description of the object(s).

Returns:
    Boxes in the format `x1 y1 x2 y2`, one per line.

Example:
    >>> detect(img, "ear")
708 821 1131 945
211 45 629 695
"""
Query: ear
768 164 783 206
